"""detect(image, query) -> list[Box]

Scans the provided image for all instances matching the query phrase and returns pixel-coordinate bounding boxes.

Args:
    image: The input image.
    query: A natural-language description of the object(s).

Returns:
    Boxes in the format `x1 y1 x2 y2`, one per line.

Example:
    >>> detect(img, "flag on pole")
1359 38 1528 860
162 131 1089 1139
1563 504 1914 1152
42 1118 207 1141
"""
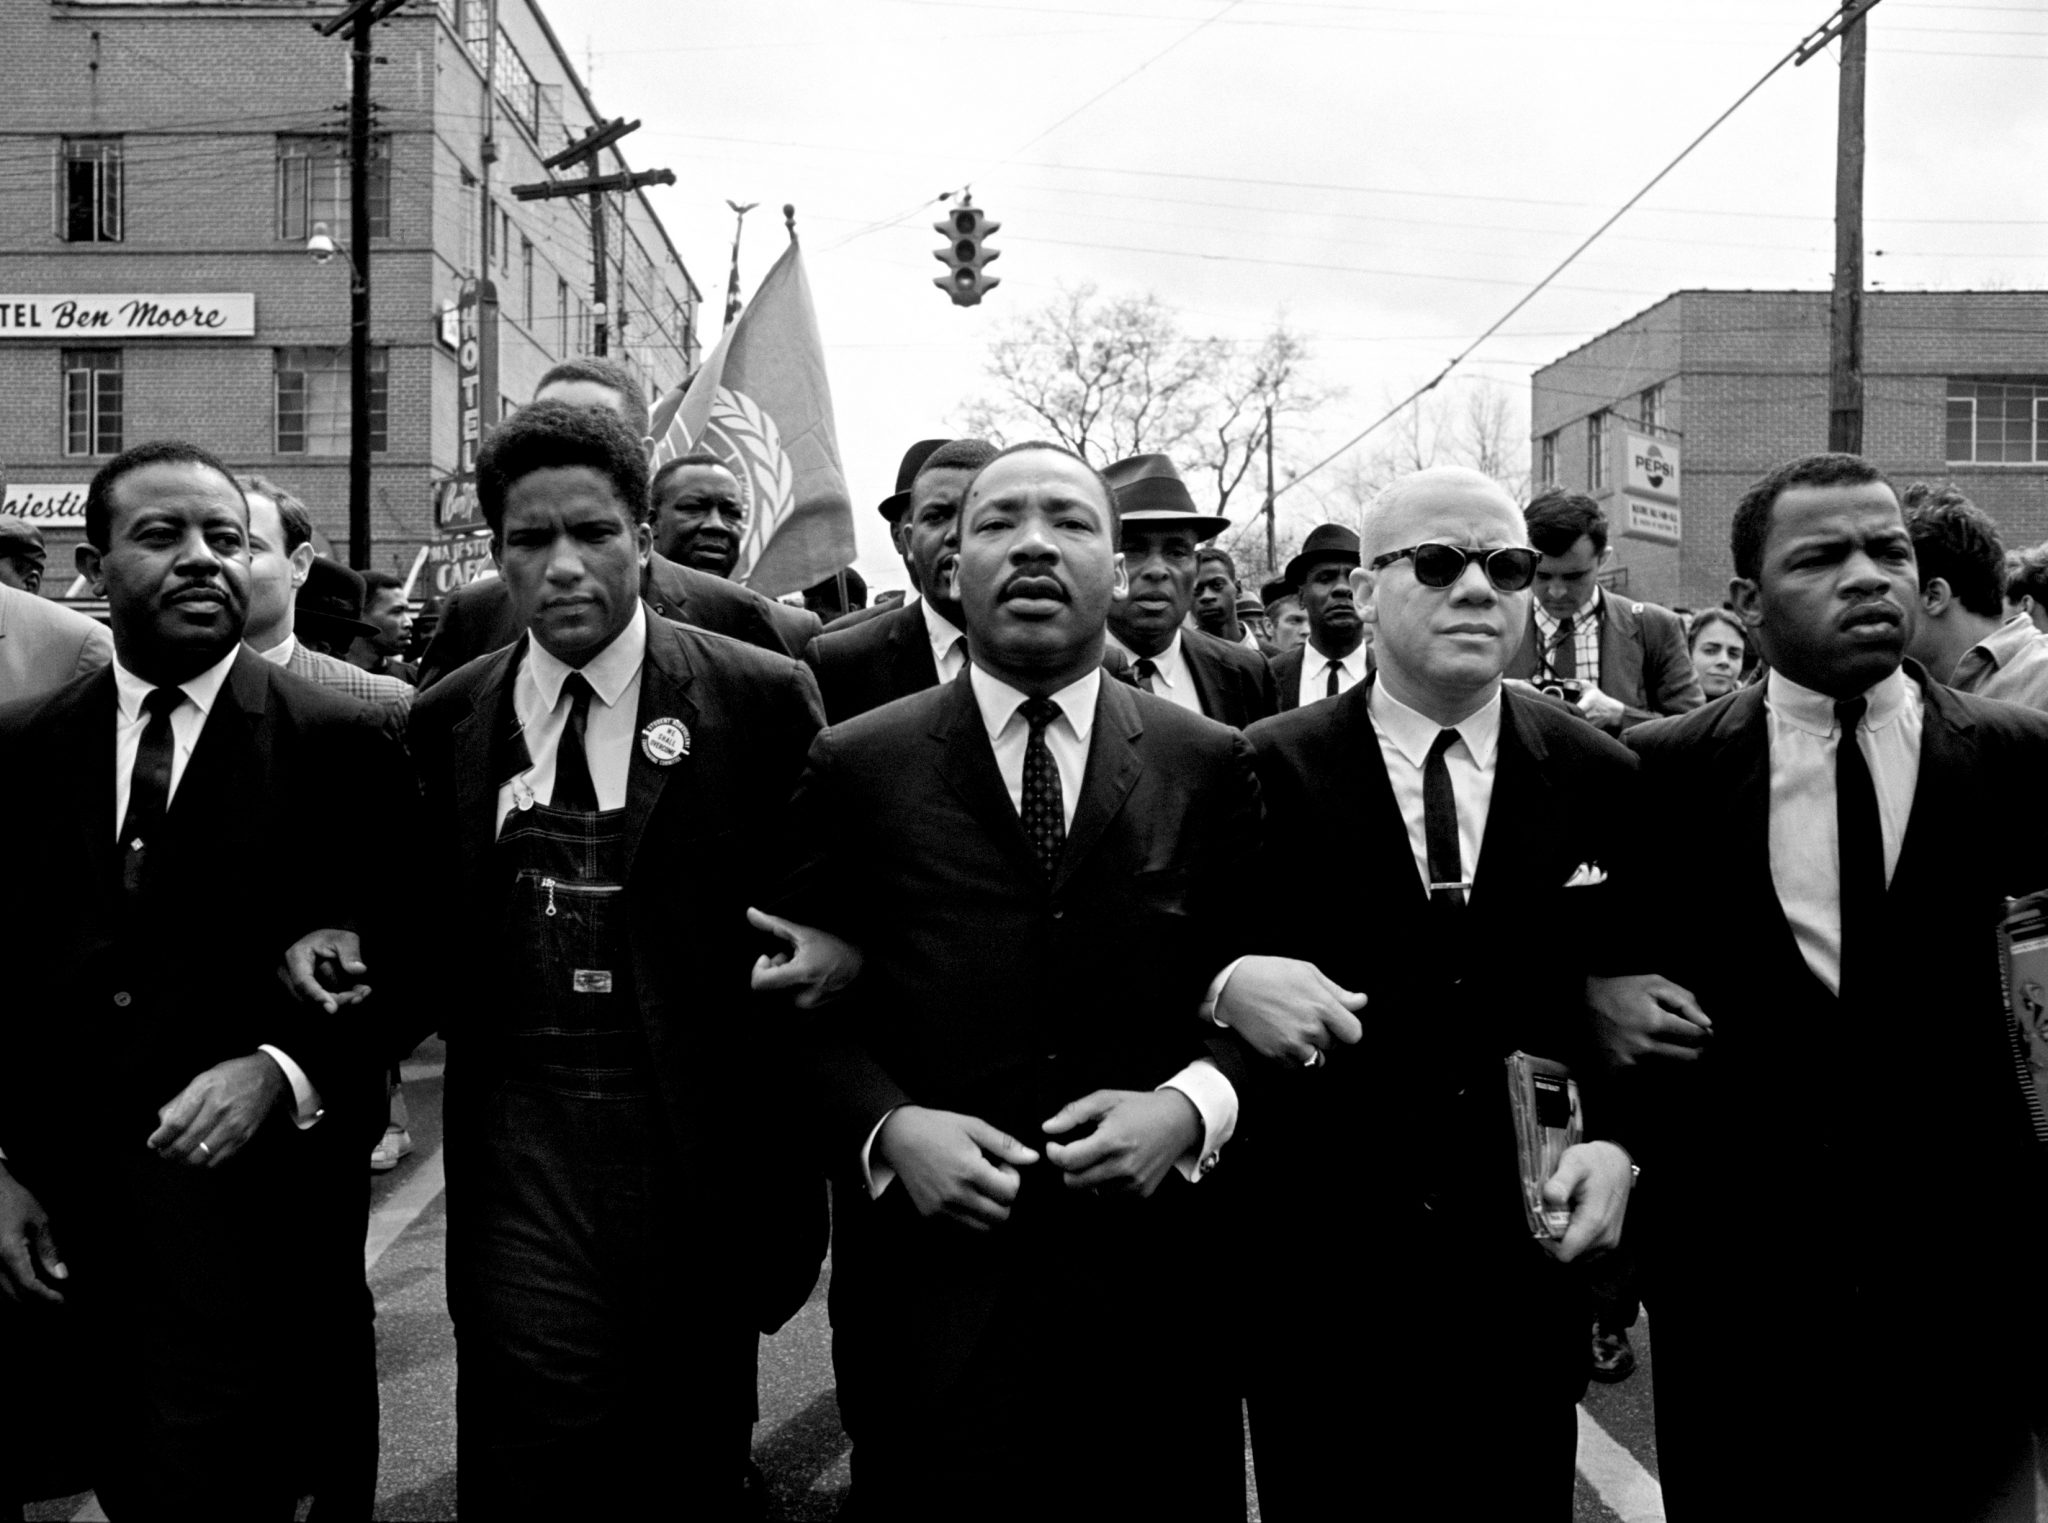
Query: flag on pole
649 235 853 598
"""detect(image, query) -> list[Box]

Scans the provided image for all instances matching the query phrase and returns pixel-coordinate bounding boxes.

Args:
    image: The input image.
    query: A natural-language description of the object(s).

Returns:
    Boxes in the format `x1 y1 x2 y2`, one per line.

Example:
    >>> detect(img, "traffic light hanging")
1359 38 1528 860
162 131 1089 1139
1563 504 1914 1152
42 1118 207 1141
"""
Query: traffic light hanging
933 197 1000 307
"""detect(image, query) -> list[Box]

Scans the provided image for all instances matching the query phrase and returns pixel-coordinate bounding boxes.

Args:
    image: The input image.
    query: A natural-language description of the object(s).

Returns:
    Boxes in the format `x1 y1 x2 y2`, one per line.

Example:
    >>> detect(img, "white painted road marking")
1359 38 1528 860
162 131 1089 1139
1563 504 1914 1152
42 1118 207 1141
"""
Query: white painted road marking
1576 1405 1666 1522
365 1144 448 1271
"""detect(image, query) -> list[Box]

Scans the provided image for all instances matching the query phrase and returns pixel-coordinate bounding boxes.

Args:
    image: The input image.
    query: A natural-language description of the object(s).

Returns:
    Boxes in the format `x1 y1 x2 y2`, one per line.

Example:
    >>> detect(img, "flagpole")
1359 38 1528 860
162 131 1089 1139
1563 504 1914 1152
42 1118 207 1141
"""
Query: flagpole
722 200 757 330
785 203 798 242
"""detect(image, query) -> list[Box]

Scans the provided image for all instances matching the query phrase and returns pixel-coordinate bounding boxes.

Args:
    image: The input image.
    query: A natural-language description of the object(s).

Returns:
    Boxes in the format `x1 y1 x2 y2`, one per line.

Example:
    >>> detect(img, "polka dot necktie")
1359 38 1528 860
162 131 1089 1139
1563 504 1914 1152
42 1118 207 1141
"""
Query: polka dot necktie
1019 697 1066 880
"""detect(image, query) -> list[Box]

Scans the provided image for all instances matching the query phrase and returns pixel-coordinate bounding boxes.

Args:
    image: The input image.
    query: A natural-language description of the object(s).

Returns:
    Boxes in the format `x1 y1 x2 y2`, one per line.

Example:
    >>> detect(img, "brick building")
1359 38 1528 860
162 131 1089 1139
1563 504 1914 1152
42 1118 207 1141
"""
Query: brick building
0 0 701 595
1529 290 2048 610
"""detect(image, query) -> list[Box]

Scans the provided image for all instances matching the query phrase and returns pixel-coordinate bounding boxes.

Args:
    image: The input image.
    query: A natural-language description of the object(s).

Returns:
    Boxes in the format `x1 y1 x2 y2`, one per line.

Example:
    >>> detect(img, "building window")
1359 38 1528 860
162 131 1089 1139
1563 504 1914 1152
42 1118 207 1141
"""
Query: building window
1539 431 1557 487
1638 384 1664 431
557 277 571 354
1947 380 2048 464
58 138 123 243
495 30 539 137
521 238 534 324
1586 411 1607 490
498 209 512 276
277 135 390 244
275 347 388 455
62 349 123 456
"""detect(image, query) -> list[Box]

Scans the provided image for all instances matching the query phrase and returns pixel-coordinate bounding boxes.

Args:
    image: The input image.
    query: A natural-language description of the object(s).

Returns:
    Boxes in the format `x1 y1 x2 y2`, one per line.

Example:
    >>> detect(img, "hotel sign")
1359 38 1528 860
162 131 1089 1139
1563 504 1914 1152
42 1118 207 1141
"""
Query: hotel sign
0 294 255 339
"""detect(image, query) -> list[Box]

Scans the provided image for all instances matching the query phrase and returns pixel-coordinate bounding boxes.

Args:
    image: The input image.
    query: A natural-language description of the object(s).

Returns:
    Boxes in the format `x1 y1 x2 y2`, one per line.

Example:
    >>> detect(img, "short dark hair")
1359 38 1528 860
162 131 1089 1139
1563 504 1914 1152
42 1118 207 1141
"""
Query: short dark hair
650 451 735 499
1197 547 1238 582
1523 486 1608 557
534 355 650 441
86 440 245 552
360 569 407 602
2007 542 2048 607
236 473 313 553
916 438 998 477
962 441 1118 531
1730 453 1891 583
1903 486 2007 619
1688 605 1745 654
477 400 650 535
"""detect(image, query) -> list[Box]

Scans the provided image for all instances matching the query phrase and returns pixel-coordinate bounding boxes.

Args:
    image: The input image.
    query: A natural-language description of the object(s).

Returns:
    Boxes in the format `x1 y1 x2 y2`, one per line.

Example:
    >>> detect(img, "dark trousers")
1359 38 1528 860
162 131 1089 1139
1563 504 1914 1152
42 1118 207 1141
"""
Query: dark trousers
449 1082 757 1521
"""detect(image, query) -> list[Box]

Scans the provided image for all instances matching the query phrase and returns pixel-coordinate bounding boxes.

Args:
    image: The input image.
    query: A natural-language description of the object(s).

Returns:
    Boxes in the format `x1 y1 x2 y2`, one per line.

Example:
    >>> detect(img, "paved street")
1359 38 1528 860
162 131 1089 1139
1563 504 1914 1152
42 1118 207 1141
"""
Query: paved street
22 1043 2038 1522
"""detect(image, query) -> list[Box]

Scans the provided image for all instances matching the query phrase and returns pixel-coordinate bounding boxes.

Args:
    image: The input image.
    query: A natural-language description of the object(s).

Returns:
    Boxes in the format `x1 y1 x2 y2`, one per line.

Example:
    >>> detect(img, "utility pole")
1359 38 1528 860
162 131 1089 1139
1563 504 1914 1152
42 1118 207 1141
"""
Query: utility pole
314 0 403 568
523 118 670 357
1827 1 1873 453
1262 401 1277 575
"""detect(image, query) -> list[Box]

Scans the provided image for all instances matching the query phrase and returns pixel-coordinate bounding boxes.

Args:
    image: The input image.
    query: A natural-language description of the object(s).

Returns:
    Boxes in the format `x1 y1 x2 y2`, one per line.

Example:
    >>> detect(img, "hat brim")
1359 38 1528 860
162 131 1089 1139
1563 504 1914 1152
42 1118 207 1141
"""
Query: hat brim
1120 512 1233 543
877 490 910 523
1283 549 1361 587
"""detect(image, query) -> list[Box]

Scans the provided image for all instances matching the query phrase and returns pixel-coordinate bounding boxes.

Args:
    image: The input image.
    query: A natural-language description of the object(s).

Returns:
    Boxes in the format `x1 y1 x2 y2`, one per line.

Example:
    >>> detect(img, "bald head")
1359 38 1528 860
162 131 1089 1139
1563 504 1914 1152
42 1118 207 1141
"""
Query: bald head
1358 466 1523 562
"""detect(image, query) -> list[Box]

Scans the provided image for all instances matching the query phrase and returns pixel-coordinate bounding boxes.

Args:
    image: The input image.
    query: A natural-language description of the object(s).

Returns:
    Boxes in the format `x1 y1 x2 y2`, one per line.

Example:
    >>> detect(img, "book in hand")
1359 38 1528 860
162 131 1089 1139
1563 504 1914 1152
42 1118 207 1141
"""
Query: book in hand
1997 889 2048 1145
1506 1051 1583 1241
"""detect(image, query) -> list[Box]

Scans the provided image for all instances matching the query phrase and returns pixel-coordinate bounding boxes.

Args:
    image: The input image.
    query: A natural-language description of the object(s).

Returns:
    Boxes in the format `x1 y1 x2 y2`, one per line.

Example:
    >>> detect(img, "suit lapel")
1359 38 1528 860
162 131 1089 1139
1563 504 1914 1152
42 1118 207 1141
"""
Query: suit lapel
1706 685 1808 971
166 649 265 838
1889 666 1974 911
1467 694 1560 932
1343 682 1430 915
620 621 699 884
1052 678 1142 893
450 640 530 863
1600 597 1644 706
891 602 940 694
1180 637 1223 722
49 667 119 924
931 670 1041 881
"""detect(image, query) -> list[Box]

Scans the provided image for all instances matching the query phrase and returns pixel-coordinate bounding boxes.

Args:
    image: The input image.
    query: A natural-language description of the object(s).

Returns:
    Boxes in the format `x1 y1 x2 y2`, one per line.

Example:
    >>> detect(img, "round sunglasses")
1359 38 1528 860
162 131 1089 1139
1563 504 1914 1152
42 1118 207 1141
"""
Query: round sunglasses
1368 543 1539 592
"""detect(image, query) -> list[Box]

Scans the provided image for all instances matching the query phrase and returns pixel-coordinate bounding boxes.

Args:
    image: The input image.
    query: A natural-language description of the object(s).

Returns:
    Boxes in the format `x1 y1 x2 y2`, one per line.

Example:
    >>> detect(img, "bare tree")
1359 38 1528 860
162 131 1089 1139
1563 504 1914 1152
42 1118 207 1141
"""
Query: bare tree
1303 378 1532 529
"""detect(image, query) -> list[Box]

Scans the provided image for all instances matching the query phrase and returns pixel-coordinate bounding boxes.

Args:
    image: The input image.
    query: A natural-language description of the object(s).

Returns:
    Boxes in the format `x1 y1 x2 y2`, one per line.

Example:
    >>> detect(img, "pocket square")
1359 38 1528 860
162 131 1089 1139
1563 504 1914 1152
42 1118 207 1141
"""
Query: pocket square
1563 862 1607 888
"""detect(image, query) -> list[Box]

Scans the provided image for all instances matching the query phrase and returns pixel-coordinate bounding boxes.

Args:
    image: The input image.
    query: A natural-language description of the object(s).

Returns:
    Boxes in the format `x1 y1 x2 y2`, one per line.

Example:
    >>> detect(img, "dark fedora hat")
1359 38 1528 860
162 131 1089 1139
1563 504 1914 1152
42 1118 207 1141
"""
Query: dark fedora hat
1259 576 1296 608
1101 453 1230 541
296 557 378 645
0 514 47 566
1284 523 1361 588
877 439 952 523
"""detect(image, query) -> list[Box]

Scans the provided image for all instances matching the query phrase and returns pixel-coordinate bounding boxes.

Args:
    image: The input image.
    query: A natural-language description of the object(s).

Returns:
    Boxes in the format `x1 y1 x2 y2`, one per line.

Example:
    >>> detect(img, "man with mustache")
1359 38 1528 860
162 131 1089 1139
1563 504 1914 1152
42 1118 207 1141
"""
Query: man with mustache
779 441 1262 1521
802 438 994 723
1269 523 1367 709
0 440 414 1517
1211 465 1638 1520
1103 453 1278 728
1599 453 2048 1520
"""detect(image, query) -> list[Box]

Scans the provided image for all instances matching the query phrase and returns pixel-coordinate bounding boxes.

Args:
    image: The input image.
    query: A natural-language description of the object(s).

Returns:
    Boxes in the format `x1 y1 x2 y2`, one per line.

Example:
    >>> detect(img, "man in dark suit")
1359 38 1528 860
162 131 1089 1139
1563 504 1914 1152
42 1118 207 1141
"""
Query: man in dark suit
802 438 994 723
293 401 829 1518
1213 465 1638 1521
1269 523 1368 709
1504 486 1702 731
1102 453 1278 728
417 362 818 687
777 441 1262 1522
0 441 413 1519
1596 453 2048 1522
816 438 952 635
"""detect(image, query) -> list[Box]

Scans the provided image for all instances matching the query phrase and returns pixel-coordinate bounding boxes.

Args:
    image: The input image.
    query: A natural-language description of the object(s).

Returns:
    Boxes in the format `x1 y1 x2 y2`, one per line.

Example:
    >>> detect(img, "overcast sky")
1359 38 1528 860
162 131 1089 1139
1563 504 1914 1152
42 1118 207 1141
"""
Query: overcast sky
583 0 2047 592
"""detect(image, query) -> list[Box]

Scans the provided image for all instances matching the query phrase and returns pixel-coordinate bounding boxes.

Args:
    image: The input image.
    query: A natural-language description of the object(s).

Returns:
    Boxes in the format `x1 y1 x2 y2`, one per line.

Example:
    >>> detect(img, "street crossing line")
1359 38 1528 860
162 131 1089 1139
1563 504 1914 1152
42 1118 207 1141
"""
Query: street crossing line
1575 1406 1665 1522
365 1145 448 1271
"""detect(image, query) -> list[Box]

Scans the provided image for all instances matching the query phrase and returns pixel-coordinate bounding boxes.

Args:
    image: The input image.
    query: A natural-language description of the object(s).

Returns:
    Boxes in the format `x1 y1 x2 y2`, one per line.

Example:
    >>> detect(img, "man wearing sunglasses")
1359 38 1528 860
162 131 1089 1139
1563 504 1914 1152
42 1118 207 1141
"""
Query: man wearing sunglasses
1504 487 1702 732
1210 464 1640 1521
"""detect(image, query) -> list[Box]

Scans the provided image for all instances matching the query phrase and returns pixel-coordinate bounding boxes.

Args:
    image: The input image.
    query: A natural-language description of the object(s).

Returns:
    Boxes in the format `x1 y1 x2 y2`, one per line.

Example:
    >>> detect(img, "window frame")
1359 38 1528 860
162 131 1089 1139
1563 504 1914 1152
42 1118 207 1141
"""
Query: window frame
276 134 391 244
1538 431 1557 487
61 348 123 457
1945 379 2048 466
57 137 124 244
274 346 389 456
1638 383 1664 432
1586 411 1607 491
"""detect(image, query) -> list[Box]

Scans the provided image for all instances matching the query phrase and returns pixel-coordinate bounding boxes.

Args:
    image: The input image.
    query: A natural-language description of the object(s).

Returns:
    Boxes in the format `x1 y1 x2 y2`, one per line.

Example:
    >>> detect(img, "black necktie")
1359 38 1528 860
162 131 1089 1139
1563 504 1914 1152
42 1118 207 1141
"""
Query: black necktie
1134 657 1159 694
1020 697 1065 879
1834 696 1883 1001
1550 615 1577 680
118 686 185 900
1424 728 1467 915
1325 660 1341 700
552 672 599 813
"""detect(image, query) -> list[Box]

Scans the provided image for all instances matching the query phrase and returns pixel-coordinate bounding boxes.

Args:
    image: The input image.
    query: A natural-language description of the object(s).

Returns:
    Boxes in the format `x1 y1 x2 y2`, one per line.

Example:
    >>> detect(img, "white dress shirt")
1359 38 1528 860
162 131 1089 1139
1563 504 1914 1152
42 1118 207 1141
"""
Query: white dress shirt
1107 630 1203 716
863 662 1237 1194
1236 627 1262 652
494 604 648 835
110 649 321 1129
254 632 297 667
1369 680 1502 896
921 598 969 686
1296 640 1370 708
1766 667 1921 996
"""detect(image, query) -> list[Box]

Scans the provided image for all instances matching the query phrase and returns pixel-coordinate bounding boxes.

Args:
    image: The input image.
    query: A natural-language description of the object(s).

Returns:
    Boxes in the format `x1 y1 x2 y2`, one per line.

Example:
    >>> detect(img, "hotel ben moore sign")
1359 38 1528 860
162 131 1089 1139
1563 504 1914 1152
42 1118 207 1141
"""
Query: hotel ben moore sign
0 294 255 339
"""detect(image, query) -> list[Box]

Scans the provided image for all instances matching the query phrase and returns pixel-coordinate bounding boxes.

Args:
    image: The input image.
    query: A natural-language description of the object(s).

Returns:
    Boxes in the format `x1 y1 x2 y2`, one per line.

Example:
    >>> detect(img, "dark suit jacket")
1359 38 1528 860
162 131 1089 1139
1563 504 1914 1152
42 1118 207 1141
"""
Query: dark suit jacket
418 551 818 689
1178 627 1279 728
1269 640 1373 712
777 671 1261 1502
1505 593 1703 729
408 612 829 1332
0 649 417 1501
1622 669 2048 1518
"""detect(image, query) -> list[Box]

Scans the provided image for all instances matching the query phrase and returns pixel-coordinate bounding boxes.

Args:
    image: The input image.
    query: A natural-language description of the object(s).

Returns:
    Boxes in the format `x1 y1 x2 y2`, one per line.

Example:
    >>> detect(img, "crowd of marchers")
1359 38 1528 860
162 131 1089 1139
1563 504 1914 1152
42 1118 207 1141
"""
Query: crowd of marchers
3 353 2047 1523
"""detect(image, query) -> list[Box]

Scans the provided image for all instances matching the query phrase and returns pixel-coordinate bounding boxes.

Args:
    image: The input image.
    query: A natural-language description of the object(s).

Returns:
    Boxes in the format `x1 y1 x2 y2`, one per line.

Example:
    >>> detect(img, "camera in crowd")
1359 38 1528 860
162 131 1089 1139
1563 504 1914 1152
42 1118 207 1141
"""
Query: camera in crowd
1535 677 1586 703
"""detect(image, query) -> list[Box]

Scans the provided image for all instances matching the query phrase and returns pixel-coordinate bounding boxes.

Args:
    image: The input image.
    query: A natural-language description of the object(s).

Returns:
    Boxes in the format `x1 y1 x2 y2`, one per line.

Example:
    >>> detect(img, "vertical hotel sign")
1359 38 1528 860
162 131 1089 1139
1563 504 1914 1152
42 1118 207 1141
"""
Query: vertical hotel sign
1614 430 1681 547
437 277 498 530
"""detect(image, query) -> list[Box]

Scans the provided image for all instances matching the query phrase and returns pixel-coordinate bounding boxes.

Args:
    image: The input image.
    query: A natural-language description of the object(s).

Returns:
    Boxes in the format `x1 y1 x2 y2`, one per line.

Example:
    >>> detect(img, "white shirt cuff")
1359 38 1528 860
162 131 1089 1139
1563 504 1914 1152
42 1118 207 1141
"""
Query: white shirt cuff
859 1107 899 1198
1200 957 1248 1027
1160 1059 1235 1182
258 1045 325 1131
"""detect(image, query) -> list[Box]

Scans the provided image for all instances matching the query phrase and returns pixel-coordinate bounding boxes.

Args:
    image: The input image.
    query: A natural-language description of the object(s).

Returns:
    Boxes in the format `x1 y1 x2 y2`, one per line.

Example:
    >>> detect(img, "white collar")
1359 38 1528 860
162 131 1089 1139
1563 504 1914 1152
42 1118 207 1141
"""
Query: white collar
1369 678 1503 771
920 597 965 658
1107 628 1186 679
1305 638 1370 679
113 643 241 723
526 601 647 709
969 662 1101 744
1766 664 1913 740
253 632 297 667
